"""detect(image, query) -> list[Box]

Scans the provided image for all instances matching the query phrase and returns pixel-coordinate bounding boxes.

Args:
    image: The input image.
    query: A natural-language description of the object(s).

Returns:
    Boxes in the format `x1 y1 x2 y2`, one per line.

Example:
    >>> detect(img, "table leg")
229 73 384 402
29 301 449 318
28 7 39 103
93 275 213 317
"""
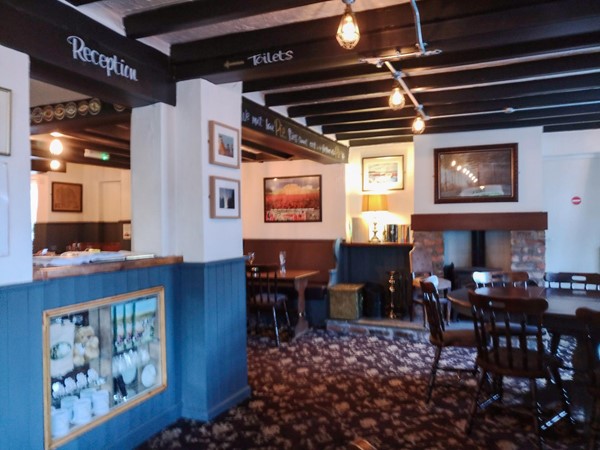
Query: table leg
293 277 310 339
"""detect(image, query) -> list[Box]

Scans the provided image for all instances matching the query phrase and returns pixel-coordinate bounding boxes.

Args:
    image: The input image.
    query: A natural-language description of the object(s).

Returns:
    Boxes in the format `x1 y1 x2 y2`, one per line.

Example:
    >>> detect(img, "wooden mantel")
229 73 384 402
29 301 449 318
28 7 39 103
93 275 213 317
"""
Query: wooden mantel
411 212 548 231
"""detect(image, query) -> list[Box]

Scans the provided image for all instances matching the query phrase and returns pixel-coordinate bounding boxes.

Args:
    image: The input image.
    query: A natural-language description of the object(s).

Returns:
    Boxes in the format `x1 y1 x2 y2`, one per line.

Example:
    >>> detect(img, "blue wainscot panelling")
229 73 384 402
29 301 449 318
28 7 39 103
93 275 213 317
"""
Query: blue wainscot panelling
179 258 251 420
0 258 250 449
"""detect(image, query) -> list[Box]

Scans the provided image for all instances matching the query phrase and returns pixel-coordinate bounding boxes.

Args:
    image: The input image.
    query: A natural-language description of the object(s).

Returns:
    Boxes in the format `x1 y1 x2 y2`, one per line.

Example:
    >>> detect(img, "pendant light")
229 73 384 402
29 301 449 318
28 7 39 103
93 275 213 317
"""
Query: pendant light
412 116 426 134
336 0 360 50
49 138 63 155
388 86 405 110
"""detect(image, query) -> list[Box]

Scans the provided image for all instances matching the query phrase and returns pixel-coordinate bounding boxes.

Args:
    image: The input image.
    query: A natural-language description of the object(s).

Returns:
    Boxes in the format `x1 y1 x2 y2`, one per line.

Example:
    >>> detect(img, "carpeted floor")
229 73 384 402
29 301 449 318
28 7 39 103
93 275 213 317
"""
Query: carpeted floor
138 328 588 449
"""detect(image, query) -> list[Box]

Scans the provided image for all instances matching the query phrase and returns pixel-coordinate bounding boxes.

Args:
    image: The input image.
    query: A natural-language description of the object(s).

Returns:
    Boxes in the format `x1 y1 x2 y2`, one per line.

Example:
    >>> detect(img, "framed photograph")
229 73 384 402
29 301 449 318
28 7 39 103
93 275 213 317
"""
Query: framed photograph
210 176 240 218
362 155 404 191
264 175 322 222
52 182 83 212
434 143 518 204
209 120 240 168
0 87 11 156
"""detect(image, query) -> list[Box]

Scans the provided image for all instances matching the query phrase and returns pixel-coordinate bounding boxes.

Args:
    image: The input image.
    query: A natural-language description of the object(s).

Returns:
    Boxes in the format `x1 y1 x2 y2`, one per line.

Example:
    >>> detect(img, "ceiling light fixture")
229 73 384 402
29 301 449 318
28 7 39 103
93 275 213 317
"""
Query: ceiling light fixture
359 0 438 135
388 86 406 110
49 160 61 171
336 0 360 50
412 116 426 134
49 138 63 155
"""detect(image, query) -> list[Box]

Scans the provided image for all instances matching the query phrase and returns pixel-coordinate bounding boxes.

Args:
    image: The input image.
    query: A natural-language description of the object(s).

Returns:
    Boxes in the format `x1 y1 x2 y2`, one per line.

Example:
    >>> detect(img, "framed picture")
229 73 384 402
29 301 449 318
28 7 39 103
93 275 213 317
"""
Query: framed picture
434 143 518 204
210 176 240 218
52 182 83 212
0 87 11 156
264 175 322 222
209 120 240 168
42 287 167 449
362 155 404 191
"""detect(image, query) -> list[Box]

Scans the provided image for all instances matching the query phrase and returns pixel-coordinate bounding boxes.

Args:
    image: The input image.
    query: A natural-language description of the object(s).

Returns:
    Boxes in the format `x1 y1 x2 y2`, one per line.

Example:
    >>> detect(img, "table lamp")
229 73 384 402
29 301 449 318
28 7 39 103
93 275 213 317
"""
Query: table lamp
362 194 388 242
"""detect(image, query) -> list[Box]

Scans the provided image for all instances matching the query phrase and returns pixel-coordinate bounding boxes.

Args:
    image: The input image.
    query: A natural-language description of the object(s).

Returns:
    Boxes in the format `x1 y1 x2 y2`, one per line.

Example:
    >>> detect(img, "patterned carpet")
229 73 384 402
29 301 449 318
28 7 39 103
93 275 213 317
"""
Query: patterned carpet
138 328 589 449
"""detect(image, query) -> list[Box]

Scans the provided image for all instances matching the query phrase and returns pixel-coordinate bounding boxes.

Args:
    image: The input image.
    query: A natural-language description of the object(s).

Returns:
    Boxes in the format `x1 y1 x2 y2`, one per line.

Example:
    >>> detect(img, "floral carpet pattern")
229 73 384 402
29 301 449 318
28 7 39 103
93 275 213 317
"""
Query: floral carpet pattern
138 329 588 450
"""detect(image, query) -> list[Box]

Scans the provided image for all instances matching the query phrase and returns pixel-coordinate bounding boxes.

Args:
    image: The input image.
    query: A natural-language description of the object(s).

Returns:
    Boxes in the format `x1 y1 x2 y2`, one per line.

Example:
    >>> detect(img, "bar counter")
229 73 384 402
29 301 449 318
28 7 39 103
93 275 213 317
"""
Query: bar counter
33 255 183 280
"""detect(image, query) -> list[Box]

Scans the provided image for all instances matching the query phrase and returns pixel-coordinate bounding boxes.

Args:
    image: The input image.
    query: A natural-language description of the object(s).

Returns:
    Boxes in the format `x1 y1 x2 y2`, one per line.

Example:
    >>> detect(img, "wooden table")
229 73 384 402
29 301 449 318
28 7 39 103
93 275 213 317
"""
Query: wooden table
447 285 600 336
277 269 320 339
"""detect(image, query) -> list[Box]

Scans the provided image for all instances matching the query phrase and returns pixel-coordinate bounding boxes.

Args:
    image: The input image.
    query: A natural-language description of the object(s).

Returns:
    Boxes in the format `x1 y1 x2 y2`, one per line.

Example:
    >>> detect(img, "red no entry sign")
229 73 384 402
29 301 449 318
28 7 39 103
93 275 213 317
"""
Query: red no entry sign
571 196 582 205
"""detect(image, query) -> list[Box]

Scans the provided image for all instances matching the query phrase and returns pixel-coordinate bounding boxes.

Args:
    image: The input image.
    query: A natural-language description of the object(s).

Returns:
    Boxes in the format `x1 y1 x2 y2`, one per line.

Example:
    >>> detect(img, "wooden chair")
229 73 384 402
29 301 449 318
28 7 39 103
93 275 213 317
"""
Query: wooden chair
409 246 452 325
544 272 600 354
467 290 574 448
420 280 477 403
472 270 503 288
246 264 291 346
576 307 600 450
501 271 532 287
472 271 531 288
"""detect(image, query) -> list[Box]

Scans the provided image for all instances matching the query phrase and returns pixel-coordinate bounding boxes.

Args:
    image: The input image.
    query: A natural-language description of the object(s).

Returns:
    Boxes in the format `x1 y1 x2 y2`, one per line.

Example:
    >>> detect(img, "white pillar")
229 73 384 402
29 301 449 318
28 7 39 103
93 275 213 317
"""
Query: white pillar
0 46 33 286
130 79 243 262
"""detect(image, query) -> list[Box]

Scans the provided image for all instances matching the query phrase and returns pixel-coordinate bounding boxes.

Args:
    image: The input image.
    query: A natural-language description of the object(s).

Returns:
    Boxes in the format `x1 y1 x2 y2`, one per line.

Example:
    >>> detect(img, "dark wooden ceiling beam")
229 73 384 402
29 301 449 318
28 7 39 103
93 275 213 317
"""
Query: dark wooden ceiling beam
306 89 600 127
124 0 327 39
348 135 414 147
30 112 131 135
172 0 600 84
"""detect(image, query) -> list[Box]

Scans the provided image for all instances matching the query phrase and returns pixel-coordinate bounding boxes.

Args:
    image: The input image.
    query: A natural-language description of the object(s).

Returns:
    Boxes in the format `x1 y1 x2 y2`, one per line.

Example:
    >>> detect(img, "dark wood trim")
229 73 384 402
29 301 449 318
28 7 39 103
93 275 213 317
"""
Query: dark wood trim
1 1 174 107
411 213 548 231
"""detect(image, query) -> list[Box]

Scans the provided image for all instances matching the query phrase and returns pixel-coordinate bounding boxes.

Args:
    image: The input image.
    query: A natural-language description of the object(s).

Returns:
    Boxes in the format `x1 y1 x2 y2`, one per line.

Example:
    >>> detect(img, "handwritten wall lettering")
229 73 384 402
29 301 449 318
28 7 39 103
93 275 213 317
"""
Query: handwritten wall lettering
247 50 294 67
242 99 348 163
67 36 138 81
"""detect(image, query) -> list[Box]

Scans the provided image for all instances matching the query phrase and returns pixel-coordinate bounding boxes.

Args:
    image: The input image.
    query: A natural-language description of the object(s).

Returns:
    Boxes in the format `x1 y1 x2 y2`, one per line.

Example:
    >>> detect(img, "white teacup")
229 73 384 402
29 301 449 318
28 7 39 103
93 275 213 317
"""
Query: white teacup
51 409 71 437
72 397 92 425
92 389 110 416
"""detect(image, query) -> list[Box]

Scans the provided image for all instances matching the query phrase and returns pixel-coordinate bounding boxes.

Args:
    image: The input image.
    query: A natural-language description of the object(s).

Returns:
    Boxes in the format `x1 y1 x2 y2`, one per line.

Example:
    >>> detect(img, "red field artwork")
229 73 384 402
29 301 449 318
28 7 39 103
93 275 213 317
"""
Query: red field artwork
264 175 322 222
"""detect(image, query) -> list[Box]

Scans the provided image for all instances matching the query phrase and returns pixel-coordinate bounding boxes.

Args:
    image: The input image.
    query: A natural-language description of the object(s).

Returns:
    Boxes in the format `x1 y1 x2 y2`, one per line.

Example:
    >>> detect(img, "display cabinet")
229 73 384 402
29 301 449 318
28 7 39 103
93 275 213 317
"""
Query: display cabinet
42 286 167 449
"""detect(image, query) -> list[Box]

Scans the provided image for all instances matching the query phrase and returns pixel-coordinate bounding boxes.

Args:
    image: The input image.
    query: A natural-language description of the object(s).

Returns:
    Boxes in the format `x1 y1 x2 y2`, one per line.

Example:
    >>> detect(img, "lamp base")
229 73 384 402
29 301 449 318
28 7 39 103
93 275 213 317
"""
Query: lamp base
369 222 380 243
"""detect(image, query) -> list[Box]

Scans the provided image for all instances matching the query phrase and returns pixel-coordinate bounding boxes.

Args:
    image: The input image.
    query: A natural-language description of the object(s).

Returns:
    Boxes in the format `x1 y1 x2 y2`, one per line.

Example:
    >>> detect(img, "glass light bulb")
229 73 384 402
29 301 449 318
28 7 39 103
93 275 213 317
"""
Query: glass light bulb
389 87 405 110
50 160 61 170
412 116 426 134
336 6 360 50
49 138 63 155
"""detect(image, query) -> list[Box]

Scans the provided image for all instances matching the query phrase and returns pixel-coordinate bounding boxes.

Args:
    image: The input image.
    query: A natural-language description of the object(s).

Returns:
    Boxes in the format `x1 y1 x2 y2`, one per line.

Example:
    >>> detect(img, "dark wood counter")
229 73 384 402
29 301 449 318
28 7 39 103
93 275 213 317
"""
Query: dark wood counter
33 256 183 280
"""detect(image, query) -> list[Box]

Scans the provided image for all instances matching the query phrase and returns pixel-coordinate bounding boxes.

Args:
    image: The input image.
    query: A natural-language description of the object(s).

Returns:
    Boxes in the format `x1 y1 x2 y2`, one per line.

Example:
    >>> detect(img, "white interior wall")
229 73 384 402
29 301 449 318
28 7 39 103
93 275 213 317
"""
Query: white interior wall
131 79 243 262
241 159 346 239
345 143 414 241
542 129 600 272
0 46 32 286
32 163 130 223
413 127 544 213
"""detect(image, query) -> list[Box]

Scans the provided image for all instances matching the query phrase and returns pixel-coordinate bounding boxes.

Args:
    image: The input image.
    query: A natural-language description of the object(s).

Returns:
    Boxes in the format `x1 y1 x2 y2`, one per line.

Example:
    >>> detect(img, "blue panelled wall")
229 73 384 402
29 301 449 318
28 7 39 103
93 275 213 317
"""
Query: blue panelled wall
0 258 249 449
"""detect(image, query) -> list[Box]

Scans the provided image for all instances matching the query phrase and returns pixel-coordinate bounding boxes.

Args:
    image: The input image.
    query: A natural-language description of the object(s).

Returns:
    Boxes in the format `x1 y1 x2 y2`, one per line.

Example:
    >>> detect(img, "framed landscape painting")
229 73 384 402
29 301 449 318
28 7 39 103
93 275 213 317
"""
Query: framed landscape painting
434 143 518 204
264 175 322 223
209 120 240 168
52 182 83 212
362 155 404 191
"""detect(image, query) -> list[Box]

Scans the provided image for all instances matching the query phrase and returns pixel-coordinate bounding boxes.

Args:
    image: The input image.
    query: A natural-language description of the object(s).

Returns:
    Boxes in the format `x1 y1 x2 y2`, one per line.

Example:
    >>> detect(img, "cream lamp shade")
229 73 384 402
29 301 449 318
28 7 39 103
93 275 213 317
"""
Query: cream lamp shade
362 194 388 212
362 194 388 242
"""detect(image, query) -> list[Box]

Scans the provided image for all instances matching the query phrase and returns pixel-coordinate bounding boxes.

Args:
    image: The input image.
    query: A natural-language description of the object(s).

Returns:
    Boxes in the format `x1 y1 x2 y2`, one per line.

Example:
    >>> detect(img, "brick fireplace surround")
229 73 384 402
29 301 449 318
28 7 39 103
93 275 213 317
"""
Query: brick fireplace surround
410 212 548 284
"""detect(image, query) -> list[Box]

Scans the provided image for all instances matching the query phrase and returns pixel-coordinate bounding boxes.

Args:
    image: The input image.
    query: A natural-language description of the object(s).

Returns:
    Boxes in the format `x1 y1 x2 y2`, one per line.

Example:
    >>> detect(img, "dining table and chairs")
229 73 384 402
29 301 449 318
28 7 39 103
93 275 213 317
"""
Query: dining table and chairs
245 257 319 346
448 272 600 447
